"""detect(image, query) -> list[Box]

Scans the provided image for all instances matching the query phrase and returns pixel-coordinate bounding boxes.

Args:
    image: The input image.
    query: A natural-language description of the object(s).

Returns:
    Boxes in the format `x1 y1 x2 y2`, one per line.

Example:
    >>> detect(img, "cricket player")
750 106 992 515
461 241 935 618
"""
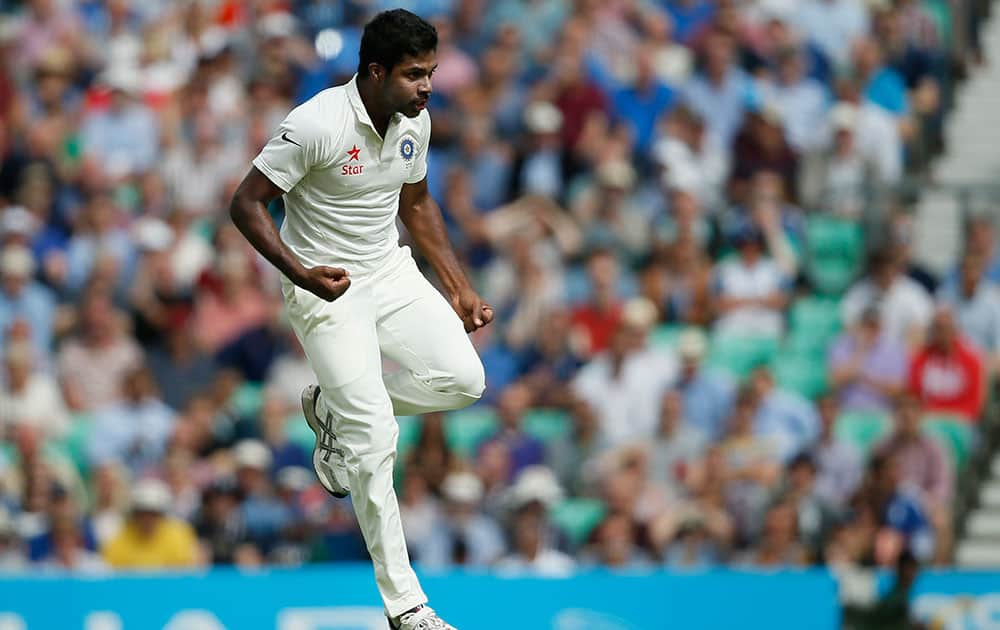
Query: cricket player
229 9 492 629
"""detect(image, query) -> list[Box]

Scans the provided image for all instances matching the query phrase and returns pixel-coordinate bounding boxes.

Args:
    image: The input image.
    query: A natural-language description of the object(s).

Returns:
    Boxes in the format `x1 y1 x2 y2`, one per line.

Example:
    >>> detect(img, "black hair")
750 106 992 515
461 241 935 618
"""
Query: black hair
357 9 438 78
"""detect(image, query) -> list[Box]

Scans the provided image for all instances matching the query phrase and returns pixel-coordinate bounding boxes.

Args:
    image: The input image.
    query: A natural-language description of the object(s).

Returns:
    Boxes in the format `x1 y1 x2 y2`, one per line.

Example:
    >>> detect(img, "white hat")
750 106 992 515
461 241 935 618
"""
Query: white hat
1 206 37 237
132 217 174 252
441 471 483 505
507 465 563 509
621 297 659 331
276 466 313 492
130 478 172 513
99 65 140 94
596 160 637 190
677 328 708 359
233 439 273 471
0 245 36 278
829 102 859 132
258 12 297 40
524 101 563 134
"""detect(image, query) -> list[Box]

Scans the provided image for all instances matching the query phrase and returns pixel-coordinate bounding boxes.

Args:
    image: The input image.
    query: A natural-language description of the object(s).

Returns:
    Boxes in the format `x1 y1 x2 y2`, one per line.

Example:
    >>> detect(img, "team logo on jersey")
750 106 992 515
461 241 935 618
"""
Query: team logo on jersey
343 144 364 175
399 136 415 163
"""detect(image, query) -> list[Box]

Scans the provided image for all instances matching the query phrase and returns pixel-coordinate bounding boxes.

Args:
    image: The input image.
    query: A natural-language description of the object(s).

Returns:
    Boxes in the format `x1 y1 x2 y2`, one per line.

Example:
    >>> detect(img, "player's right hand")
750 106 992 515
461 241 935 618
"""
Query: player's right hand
299 265 351 302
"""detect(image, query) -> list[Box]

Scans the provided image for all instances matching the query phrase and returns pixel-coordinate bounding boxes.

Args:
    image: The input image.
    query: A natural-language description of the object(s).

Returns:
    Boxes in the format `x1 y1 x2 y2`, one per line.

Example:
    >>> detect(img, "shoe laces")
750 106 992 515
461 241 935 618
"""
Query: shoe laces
400 607 451 630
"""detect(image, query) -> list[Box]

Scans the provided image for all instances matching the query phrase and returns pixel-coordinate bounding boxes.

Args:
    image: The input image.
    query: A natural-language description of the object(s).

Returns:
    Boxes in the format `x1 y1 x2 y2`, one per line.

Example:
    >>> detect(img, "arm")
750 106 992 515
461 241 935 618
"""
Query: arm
399 177 493 332
229 167 350 302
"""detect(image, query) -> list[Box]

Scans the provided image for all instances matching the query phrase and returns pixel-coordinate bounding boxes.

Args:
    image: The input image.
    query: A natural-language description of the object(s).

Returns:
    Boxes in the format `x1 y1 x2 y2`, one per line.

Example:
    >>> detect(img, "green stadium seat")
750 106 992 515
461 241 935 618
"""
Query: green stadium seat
807 258 858 297
789 295 842 338
922 414 975 471
706 334 780 380
444 406 498 457
550 497 607 548
230 382 264 419
285 413 314 454
649 324 686 350
57 414 94 476
835 410 892 457
805 216 864 297
396 415 422 459
772 352 829 399
523 409 572 446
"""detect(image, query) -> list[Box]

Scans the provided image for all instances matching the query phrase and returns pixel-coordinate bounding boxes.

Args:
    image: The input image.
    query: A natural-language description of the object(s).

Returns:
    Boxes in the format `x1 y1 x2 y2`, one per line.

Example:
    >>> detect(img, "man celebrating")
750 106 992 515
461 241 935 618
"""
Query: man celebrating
229 10 491 629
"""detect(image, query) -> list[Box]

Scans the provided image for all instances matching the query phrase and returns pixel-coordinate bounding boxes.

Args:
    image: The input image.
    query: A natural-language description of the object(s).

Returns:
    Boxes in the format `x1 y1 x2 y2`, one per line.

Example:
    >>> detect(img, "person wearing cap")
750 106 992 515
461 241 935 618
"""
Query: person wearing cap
0 244 56 359
673 327 734 440
713 222 790 339
413 471 505 570
79 64 158 178
101 478 199 569
571 296 679 446
517 100 565 198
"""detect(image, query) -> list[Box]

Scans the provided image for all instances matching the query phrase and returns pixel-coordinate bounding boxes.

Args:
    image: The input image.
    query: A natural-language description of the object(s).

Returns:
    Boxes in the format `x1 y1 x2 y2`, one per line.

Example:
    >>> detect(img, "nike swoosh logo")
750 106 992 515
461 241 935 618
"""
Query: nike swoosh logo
281 132 302 147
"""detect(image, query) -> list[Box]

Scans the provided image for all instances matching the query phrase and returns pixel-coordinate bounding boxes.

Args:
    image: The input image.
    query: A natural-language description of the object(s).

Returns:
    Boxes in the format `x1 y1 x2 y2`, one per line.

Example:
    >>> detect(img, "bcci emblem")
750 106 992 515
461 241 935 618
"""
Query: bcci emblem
399 137 415 163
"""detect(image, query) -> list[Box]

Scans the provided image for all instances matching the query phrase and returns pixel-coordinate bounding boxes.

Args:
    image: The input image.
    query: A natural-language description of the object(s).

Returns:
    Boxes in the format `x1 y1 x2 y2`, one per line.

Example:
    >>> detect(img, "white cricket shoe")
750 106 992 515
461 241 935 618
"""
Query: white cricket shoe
390 606 456 630
300 384 351 498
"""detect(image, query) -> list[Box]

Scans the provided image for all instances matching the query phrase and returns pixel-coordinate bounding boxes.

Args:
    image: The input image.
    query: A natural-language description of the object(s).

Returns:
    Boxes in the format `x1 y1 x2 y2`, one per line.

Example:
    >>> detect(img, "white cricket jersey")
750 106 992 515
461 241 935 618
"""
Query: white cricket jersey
252 74 429 267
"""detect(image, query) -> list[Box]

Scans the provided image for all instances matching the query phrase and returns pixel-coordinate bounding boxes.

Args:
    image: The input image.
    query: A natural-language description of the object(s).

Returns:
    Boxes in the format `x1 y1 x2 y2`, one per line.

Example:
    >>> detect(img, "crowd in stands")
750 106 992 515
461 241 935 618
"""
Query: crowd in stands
0 0 994 576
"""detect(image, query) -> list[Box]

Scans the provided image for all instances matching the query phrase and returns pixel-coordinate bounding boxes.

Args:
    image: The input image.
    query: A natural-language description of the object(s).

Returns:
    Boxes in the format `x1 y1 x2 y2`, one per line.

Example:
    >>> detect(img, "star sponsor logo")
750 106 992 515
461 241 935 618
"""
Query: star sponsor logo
343 144 364 175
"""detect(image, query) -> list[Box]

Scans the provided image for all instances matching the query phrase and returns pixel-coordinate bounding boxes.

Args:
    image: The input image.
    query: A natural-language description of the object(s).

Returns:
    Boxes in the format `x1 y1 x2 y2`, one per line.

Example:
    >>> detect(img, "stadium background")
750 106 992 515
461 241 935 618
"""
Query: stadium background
1 0 1000 628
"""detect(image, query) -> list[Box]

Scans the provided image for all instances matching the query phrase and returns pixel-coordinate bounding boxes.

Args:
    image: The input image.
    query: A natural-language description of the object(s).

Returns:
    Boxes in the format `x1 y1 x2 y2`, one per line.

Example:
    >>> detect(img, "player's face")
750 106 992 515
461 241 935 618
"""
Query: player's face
383 51 437 118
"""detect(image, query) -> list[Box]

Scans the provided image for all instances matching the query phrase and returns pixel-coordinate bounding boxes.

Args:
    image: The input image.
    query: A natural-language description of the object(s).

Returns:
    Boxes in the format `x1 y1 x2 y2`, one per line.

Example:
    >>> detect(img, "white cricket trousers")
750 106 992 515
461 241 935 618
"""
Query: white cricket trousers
280 245 485 617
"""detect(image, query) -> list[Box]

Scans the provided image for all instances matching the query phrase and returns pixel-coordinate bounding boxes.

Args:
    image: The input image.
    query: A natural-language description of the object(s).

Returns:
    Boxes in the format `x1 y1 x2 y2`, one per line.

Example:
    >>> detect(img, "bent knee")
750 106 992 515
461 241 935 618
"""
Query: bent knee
435 357 485 405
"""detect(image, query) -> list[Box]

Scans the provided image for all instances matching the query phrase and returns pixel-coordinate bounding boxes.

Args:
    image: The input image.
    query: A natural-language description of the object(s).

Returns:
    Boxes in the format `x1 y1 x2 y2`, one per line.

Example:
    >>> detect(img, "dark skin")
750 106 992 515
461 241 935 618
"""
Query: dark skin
229 50 493 332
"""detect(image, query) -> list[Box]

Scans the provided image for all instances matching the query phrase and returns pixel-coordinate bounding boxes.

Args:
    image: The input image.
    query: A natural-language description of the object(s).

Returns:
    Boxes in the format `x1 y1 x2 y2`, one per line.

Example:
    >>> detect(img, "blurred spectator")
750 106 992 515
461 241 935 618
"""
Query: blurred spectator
793 0 869 70
908 307 986 422
937 251 1000 373
647 389 708 492
652 106 729 212
569 248 624 357
713 225 790 339
756 47 829 153
572 297 678 446
829 305 908 413
80 66 159 180
683 29 756 148
479 382 546 481
86 366 176 476
779 453 839 560
0 244 55 359
37 515 107 573
674 327 734 440
495 504 575 577
960 215 1000 283
192 250 272 356
64 189 136 295
399 464 442 559
580 512 654 569
57 289 143 412
0 340 70 440
750 364 820 462
874 394 953 532
739 500 808 567
811 394 864 510
146 312 217 411
545 398 604 496
611 44 676 157
414 471 505 570
101 478 200 569
842 248 933 349
192 476 248 566
0 507 27 571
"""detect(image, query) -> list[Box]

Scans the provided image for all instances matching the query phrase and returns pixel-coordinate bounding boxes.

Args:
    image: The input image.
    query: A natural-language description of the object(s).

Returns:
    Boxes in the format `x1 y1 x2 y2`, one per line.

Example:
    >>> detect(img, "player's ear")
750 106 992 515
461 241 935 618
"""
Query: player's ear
369 63 385 83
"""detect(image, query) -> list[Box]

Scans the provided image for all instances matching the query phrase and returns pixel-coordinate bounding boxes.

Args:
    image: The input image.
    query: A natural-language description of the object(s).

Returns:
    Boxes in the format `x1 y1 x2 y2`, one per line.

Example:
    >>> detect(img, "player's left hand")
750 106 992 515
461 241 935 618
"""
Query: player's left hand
451 287 494 333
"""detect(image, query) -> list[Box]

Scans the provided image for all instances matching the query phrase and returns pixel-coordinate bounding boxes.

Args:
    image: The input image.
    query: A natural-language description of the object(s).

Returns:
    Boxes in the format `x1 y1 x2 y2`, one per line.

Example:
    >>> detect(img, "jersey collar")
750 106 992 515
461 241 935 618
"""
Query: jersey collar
347 74 400 141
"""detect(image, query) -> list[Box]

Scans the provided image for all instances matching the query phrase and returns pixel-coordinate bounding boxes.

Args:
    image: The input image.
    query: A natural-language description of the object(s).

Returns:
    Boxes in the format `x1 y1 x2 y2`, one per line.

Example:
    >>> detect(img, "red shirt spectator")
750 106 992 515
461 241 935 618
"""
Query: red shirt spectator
570 249 623 356
908 308 986 421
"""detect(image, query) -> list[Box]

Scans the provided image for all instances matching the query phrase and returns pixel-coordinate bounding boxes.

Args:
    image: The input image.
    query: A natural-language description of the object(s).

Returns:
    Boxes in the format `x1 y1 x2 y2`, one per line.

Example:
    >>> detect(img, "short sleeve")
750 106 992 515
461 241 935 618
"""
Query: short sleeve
252 104 329 192
404 110 431 184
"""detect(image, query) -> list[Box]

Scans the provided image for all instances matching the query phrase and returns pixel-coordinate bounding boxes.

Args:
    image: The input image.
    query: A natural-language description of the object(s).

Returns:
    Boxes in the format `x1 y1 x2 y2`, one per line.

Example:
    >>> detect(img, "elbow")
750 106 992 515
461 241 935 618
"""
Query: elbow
228 189 249 224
